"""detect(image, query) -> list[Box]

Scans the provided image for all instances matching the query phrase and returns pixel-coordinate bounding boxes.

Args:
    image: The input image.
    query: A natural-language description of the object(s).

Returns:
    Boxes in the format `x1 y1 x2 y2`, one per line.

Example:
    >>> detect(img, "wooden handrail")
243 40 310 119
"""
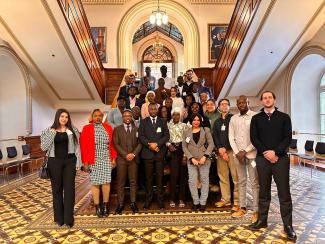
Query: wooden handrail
212 0 261 98
58 0 105 102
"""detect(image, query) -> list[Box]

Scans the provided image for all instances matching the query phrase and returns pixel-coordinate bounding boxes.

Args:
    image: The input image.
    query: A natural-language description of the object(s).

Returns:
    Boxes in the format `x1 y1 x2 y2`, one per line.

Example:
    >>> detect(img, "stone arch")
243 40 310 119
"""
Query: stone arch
0 41 32 137
117 0 199 70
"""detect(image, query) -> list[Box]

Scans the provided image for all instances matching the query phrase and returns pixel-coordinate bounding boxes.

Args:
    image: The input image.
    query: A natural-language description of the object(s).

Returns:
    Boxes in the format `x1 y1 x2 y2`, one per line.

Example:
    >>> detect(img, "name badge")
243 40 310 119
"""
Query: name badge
251 160 256 168
182 92 187 96
136 132 138 138
66 129 73 135
221 124 226 131
185 137 190 143
156 127 162 133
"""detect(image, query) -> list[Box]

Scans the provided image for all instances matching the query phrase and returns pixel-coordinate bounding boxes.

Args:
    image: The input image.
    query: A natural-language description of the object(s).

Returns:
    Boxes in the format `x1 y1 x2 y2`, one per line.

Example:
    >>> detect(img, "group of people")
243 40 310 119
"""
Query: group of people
40 65 296 241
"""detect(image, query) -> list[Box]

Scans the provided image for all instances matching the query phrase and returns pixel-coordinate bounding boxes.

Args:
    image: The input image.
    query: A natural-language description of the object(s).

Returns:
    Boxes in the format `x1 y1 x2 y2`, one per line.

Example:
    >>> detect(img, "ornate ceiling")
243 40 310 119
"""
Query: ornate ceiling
81 0 236 5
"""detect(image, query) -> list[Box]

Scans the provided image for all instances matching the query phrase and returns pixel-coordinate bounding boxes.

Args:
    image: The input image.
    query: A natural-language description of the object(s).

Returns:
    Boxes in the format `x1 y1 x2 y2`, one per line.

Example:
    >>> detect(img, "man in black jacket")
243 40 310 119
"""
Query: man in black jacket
138 102 170 210
249 91 296 241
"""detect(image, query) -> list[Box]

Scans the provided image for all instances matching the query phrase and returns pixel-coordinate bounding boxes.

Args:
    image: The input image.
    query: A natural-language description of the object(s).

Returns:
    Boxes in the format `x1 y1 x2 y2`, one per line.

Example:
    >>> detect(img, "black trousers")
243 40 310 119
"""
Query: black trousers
144 158 164 203
169 145 187 202
256 155 292 226
47 155 76 225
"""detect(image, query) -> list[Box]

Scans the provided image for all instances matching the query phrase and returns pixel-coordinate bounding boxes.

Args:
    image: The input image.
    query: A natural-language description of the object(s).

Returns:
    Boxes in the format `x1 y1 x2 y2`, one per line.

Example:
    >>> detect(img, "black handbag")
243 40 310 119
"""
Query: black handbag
39 157 50 179
39 142 53 180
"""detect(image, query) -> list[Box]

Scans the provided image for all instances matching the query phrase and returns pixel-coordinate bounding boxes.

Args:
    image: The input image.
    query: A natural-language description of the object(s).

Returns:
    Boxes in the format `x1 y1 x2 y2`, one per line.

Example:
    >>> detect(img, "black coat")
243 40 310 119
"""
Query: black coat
138 116 170 159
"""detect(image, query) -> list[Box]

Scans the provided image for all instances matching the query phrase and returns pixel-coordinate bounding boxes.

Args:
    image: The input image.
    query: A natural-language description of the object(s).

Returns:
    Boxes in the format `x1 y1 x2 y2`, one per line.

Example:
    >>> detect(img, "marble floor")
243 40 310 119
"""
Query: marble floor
0 165 324 243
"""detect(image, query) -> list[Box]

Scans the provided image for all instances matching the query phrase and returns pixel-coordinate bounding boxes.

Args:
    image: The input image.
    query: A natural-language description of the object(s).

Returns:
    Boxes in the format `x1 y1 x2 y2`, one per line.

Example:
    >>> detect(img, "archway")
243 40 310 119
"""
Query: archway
117 0 199 70
289 50 325 151
0 44 32 138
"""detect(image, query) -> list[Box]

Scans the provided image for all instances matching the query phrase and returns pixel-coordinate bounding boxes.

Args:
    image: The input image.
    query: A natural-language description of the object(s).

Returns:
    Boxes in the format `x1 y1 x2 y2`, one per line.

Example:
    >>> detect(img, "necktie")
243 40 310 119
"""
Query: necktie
127 124 131 133
267 113 272 120
152 118 156 127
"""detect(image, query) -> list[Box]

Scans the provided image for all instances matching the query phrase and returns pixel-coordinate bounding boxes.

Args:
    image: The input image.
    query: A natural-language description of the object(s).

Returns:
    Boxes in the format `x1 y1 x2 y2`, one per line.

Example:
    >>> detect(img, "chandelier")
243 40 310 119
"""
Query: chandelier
149 0 168 26
152 32 163 51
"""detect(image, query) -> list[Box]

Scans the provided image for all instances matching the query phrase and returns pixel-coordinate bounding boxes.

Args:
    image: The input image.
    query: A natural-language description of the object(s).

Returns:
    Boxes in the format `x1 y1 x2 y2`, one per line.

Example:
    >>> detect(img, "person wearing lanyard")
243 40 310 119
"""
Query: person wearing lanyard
213 98 239 213
167 107 190 208
229 95 259 223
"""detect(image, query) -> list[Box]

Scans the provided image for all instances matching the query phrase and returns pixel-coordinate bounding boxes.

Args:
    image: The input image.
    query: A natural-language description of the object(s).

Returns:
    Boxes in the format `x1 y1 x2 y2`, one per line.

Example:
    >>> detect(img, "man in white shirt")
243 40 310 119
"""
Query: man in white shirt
229 95 259 222
156 65 175 89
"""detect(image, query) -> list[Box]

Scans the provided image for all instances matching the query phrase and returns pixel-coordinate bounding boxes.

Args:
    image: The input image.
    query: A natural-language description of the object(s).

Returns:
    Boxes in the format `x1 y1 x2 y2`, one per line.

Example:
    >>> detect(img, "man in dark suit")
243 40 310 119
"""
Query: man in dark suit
138 102 170 210
249 91 296 241
119 74 135 98
125 86 143 110
113 110 142 214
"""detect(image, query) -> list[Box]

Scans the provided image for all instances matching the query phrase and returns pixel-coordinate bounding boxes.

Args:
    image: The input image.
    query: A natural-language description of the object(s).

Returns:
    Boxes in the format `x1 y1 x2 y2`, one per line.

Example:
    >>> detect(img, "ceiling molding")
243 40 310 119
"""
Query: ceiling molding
81 0 129 5
284 43 325 114
81 0 236 5
41 0 94 100
257 2 325 96
0 44 33 135
186 0 236 4
224 0 277 97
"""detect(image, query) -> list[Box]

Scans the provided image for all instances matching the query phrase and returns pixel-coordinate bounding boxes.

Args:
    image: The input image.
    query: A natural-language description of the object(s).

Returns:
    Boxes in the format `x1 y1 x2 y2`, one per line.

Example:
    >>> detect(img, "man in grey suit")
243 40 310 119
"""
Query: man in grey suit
138 103 170 210
113 110 142 214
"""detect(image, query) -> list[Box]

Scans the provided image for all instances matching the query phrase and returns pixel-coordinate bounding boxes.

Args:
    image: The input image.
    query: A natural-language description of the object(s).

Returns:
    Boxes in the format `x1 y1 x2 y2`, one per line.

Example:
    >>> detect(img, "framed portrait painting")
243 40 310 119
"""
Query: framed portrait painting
208 24 228 63
90 27 107 63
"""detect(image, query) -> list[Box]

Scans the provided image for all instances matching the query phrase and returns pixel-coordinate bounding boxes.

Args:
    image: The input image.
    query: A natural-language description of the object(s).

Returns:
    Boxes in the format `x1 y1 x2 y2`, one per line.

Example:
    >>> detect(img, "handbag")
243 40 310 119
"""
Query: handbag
39 139 53 180
39 158 50 179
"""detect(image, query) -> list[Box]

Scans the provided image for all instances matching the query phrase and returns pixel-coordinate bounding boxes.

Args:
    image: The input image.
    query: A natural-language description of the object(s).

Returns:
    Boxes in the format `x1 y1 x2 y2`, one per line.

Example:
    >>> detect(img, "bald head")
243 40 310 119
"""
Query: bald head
236 95 249 114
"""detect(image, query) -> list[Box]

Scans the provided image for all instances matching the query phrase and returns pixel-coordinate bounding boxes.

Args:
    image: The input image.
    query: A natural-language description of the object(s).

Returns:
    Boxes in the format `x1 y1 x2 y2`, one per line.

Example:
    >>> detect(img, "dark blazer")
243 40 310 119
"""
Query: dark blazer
125 97 144 110
113 124 142 162
138 116 170 159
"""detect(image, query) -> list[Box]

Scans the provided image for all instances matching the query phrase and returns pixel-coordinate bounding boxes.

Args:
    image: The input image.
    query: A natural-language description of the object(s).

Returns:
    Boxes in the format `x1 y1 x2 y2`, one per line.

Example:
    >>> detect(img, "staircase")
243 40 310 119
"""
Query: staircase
194 0 262 99
58 0 125 105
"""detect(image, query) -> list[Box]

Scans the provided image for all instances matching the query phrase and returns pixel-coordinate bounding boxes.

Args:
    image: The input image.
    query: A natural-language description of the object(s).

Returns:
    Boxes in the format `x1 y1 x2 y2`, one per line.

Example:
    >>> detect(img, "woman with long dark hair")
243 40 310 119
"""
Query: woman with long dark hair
182 113 214 212
183 102 211 128
40 108 81 228
80 109 117 218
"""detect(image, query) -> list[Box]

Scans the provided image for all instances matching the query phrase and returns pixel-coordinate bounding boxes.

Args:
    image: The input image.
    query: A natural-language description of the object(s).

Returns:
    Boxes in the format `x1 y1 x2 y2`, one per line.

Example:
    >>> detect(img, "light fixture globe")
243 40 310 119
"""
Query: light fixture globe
149 13 156 24
156 19 162 26
156 12 162 20
162 14 168 25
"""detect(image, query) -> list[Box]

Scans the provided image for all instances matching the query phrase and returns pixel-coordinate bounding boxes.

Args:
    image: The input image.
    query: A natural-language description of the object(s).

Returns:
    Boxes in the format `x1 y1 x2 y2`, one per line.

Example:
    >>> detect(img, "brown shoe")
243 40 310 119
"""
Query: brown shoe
215 199 231 208
231 208 247 218
231 205 240 213
251 211 258 223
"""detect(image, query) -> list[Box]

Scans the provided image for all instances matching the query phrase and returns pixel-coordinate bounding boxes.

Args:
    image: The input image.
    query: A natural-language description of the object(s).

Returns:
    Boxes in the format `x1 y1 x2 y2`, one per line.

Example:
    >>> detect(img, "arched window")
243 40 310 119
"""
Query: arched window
142 45 174 79
320 73 325 138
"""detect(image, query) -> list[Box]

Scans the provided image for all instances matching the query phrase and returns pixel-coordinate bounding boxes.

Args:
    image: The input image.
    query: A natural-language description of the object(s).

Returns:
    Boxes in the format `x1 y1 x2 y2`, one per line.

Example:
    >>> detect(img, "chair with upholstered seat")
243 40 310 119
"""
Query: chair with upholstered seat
20 144 32 176
4 146 21 182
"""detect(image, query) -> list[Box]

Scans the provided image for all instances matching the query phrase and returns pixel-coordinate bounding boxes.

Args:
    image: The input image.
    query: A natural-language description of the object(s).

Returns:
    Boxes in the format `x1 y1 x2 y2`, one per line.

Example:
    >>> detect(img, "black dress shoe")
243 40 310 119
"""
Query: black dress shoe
248 220 267 230
284 225 297 241
95 204 103 218
192 204 200 212
115 204 124 215
130 202 139 213
65 223 74 228
102 202 110 216
55 221 63 227
200 205 206 212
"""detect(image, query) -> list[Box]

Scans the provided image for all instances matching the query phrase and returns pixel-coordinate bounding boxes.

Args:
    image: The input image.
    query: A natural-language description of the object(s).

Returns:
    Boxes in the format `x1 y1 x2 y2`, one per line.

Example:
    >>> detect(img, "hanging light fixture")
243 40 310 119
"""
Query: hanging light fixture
152 32 163 51
149 0 168 26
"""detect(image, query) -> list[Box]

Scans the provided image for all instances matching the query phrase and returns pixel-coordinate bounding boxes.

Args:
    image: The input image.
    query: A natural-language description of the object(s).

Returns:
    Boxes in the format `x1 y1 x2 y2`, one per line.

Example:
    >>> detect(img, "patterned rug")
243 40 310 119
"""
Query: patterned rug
0 166 325 243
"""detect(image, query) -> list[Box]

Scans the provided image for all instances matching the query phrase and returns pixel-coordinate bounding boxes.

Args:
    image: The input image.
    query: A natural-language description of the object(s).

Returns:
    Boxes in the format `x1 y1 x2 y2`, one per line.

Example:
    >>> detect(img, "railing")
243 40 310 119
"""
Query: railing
212 0 261 98
58 0 105 102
